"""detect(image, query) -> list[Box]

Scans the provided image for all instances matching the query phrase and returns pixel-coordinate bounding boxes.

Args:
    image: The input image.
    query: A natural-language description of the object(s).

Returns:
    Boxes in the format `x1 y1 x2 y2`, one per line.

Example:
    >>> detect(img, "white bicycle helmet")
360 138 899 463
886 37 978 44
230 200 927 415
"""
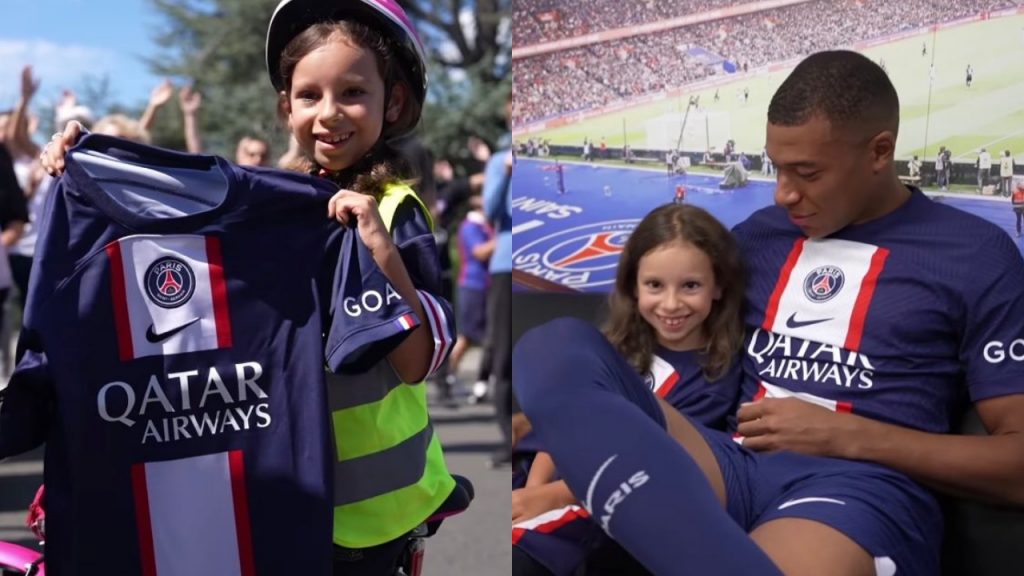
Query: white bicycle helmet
266 0 428 107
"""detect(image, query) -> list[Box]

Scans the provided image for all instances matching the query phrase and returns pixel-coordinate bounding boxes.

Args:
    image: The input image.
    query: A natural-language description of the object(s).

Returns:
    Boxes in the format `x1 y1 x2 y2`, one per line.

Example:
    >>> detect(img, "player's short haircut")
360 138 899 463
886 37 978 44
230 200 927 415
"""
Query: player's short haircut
768 50 899 138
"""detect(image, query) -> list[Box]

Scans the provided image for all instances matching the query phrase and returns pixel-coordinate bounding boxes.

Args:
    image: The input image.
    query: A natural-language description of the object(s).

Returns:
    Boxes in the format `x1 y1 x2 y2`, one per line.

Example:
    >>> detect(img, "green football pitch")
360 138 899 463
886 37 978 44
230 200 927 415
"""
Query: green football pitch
526 13 1024 163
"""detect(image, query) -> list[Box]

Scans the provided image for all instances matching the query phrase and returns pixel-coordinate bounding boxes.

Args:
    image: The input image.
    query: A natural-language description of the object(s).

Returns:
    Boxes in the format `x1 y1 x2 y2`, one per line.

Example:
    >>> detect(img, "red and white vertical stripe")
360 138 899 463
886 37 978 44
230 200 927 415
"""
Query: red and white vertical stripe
647 355 681 399
107 235 232 361
762 237 888 351
416 290 454 378
753 380 853 413
132 451 254 576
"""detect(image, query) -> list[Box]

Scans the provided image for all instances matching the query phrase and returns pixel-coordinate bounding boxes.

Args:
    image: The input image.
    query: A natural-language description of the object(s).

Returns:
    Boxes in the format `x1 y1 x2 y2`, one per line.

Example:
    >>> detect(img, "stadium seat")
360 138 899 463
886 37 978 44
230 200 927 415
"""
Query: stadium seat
512 290 1024 576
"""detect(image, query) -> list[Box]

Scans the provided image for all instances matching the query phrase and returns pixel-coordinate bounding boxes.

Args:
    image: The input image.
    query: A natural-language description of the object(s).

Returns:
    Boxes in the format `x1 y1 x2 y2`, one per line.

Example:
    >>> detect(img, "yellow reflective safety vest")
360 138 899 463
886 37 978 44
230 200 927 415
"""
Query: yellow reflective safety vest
328 184 455 548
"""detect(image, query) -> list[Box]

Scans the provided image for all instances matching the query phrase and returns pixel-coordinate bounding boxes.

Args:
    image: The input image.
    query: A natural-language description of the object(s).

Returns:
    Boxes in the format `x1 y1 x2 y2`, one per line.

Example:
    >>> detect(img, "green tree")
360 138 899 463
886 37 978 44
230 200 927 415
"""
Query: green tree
146 0 282 156
145 0 510 170
397 0 512 172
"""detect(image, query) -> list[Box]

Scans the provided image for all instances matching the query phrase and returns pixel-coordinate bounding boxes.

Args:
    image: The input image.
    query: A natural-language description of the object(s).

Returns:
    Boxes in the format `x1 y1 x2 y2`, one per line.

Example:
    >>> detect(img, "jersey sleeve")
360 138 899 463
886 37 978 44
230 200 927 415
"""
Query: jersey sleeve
390 198 455 379
960 231 1024 401
323 225 420 374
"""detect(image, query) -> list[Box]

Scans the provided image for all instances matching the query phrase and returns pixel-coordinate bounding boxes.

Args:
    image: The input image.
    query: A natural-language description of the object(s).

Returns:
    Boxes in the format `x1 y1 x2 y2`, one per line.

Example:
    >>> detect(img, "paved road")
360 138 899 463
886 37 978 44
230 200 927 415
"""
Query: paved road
423 402 508 575
0 446 41 549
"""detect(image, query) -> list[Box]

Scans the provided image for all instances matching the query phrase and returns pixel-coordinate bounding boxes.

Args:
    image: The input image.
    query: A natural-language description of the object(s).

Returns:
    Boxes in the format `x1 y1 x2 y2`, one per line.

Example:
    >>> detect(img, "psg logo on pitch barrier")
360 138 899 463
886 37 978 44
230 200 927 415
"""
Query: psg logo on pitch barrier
803 265 845 303
512 220 638 290
145 257 196 308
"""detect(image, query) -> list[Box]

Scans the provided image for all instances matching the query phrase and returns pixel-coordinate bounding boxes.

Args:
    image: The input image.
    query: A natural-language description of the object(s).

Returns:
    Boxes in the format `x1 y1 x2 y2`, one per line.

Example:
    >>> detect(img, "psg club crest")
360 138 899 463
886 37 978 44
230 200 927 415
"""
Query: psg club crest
643 372 655 391
145 257 196 308
803 265 844 303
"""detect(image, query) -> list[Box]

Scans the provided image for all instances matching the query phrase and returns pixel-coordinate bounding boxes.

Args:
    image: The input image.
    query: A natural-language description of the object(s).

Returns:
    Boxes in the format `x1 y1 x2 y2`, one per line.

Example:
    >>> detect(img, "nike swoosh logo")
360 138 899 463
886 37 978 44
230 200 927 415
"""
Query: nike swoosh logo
785 312 832 329
145 317 200 343
777 497 846 510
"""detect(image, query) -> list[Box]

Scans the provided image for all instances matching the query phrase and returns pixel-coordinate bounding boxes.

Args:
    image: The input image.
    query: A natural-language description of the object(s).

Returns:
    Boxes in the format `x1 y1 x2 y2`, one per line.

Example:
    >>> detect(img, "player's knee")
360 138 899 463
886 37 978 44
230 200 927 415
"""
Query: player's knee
751 519 876 576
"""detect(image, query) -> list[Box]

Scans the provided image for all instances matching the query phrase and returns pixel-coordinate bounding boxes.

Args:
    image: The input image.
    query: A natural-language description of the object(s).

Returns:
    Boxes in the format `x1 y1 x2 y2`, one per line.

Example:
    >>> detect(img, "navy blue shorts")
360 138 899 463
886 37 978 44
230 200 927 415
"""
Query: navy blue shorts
457 286 487 343
697 425 943 576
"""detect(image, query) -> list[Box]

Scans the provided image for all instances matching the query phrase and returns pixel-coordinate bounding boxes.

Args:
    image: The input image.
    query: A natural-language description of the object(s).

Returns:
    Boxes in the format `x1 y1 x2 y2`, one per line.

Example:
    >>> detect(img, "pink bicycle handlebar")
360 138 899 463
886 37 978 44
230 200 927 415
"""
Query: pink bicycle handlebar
0 541 44 575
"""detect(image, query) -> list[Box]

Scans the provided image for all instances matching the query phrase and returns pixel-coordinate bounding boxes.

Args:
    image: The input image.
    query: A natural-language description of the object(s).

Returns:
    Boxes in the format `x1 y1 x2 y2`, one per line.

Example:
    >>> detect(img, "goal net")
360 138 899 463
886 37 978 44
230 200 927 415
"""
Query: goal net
644 109 732 153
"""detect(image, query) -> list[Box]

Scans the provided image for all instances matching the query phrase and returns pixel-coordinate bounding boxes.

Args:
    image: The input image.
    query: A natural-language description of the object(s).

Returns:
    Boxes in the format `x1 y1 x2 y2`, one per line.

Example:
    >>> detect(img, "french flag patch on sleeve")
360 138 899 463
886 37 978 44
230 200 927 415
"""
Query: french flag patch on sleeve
395 313 416 331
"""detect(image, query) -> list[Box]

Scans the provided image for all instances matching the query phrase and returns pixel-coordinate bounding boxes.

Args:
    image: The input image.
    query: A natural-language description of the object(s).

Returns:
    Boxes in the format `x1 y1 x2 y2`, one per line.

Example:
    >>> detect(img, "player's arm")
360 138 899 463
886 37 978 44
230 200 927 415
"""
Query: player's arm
836 396 1024 505
738 395 1024 505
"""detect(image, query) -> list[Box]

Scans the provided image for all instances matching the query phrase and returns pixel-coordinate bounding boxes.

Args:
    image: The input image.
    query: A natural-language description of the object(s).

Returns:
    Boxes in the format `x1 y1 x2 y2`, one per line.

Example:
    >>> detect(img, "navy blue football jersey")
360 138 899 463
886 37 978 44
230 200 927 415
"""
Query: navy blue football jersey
735 189 1024 434
0 134 421 575
645 346 741 431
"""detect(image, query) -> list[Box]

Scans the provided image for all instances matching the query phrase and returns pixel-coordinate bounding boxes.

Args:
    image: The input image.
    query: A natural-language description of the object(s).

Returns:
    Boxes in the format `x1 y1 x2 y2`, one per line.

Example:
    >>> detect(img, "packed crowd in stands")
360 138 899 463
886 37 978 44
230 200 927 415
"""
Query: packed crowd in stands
514 0 1021 125
514 0 739 46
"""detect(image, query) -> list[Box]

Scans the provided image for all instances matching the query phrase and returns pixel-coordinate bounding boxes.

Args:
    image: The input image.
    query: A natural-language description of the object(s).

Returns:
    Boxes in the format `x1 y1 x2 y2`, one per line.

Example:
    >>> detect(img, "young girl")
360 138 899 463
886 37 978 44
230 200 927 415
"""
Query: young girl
274 2 460 573
42 1 458 573
512 203 746 576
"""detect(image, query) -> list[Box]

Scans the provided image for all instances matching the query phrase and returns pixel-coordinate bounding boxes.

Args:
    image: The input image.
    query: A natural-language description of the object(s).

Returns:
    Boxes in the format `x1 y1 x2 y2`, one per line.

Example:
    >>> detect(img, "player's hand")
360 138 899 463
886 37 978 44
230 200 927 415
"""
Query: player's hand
736 397 854 457
40 121 85 177
327 189 394 257
512 481 577 525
